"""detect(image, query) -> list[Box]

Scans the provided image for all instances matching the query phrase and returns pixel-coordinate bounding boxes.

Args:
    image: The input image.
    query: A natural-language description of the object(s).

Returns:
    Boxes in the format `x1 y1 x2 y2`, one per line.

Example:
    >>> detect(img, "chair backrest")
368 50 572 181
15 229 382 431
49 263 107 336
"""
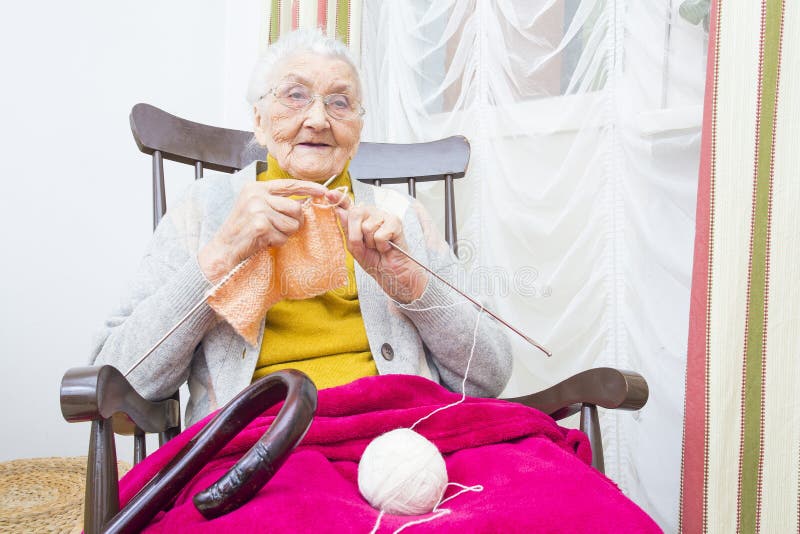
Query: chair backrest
129 103 469 254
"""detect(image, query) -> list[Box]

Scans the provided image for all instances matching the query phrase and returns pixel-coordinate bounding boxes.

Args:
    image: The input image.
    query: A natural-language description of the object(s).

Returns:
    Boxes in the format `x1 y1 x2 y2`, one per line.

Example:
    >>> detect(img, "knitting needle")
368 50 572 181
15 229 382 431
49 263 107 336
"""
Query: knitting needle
124 298 207 377
124 256 253 378
387 241 552 358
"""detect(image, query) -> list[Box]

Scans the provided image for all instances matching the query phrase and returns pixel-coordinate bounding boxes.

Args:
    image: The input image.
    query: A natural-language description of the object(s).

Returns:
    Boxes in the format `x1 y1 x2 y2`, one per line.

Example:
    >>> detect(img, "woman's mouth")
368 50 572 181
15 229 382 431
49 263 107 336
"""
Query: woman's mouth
298 142 331 148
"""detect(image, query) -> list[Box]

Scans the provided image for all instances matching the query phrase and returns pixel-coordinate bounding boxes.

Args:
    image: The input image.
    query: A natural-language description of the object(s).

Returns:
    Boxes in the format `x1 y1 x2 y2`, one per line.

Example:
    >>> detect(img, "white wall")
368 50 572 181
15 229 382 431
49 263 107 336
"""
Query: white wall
0 1 261 462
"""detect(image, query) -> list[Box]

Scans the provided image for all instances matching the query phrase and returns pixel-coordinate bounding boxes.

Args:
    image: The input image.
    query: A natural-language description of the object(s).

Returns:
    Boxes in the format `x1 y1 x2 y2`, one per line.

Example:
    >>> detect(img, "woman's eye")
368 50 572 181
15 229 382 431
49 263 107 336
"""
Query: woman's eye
288 90 307 100
329 96 350 109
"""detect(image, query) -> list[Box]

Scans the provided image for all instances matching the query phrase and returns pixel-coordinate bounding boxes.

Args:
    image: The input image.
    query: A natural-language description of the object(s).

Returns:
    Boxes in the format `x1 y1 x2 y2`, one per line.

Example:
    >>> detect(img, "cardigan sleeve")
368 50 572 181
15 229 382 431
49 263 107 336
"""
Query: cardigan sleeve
394 199 513 398
89 182 218 401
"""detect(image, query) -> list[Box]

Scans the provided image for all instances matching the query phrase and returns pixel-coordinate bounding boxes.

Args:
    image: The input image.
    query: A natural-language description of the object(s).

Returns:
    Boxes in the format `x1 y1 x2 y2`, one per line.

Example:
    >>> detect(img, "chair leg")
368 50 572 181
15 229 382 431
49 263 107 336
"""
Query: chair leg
158 426 180 447
580 403 605 474
134 429 147 465
158 390 182 446
85 418 120 534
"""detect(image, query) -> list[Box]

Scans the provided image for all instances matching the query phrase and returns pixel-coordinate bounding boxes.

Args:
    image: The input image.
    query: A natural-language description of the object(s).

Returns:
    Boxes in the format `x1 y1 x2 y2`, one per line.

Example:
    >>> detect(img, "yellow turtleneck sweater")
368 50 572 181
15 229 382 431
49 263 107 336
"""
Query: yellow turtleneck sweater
251 155 378 389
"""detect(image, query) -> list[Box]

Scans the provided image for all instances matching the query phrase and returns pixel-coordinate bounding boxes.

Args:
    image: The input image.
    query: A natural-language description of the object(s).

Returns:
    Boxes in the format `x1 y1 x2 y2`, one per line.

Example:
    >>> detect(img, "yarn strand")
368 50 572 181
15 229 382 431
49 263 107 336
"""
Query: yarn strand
369 510 385 534
368 483 485 534
409 303 483 431
364 303 486 533
388 484 484 534
392 510 451 533
394 301 472 313
435 482 484 509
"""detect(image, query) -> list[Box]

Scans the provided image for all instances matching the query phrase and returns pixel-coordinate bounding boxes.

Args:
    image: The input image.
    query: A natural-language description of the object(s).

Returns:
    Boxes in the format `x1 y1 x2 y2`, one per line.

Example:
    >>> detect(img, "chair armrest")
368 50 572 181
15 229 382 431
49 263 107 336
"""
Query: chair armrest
60 365 180 435
502 367 649 421
503 368 648 474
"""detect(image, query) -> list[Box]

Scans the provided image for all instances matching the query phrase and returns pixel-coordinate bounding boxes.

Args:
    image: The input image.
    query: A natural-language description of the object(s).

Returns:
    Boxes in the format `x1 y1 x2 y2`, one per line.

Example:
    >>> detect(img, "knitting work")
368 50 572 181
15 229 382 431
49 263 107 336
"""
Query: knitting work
208 199 348 345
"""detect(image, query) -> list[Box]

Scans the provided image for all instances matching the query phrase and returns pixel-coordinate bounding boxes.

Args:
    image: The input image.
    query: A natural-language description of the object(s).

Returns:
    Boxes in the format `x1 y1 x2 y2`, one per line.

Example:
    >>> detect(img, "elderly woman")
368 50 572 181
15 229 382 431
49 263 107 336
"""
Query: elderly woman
95 30 661 533
91 29 511 427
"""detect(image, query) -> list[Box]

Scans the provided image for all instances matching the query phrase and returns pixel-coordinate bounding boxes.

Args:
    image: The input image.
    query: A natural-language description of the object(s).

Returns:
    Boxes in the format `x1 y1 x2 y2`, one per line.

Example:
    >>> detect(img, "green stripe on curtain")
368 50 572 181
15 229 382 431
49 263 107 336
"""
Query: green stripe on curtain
269 0 281 44
738 1 782 529
335 0 350 46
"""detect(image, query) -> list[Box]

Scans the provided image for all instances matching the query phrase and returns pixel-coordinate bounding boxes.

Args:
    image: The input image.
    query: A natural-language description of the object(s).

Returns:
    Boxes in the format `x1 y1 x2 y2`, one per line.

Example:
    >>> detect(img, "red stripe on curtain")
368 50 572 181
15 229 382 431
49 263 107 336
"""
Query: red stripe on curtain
292 0 299 31
680 1 721 532
318 0 328 31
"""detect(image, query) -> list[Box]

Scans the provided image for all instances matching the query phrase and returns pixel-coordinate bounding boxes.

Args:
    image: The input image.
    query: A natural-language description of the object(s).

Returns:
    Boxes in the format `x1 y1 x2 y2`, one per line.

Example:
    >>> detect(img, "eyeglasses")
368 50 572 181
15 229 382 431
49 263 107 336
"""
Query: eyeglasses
261 82 365 121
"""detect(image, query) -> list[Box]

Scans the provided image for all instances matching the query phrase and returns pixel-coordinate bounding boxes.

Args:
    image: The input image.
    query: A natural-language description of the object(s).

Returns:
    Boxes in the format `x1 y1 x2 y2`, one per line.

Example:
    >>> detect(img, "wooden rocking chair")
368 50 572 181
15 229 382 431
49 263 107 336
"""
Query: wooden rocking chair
60 103 648 533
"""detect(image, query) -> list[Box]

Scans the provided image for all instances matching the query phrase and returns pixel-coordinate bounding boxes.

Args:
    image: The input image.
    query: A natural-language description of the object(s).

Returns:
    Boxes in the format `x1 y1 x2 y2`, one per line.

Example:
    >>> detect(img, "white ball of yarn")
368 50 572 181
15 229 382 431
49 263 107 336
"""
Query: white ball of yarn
358 428 448 515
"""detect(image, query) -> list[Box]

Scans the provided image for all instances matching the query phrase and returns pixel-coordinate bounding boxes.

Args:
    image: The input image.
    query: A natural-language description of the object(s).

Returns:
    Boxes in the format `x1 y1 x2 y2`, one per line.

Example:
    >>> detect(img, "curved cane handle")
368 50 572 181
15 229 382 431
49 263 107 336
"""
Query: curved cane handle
102 370 317 533
192 371 316 518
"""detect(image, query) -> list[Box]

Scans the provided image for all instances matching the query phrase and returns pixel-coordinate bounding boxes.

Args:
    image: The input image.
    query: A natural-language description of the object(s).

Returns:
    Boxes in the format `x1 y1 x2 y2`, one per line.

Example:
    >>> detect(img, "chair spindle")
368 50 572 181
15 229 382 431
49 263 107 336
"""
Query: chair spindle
133 430 146 465
580 404 604 473
152 150 166 230
408 177 416 198
444 173 458 256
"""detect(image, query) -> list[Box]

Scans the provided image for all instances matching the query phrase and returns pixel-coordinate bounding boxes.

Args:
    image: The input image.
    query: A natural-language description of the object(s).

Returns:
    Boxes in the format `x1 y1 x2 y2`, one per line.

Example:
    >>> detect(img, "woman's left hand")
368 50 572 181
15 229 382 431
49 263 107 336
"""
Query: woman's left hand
328 191 428 304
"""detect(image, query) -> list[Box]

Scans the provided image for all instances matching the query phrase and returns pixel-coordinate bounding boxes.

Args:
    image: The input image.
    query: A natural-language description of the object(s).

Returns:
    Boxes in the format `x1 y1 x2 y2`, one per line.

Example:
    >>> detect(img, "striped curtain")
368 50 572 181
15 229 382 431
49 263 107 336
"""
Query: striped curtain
680 0 800 532
265 0 362 61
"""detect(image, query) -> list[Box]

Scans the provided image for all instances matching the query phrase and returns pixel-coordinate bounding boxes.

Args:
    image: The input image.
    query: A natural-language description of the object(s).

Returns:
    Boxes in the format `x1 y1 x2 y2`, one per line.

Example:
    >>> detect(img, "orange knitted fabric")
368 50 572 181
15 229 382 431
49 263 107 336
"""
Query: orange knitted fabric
207 198 348 345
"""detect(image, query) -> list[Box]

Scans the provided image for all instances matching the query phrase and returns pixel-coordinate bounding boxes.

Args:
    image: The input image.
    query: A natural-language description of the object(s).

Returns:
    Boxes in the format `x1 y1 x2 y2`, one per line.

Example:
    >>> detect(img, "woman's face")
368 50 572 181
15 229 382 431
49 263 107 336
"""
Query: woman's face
254 52 363 182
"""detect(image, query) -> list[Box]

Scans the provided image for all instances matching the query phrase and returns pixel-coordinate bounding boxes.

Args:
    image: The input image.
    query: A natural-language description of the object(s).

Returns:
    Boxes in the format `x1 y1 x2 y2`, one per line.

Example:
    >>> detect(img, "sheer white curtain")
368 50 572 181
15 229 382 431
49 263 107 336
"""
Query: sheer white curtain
360 1 707 529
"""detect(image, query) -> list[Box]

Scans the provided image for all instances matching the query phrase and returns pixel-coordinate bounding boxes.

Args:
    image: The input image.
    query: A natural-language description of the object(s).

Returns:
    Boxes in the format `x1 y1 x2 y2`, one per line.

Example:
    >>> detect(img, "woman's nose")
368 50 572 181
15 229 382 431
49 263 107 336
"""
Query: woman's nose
303 97 329 129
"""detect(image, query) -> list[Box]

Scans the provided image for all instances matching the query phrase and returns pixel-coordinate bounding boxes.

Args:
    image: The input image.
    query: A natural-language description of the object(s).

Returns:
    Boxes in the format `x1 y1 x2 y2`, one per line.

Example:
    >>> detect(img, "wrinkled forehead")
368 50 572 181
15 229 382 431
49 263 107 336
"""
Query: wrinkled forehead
269 52 360 97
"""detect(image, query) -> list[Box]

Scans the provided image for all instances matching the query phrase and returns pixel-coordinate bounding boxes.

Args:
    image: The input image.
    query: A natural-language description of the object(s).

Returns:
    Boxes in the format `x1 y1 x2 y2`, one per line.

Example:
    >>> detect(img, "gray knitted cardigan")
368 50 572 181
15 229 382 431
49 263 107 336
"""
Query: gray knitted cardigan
91 161 511 426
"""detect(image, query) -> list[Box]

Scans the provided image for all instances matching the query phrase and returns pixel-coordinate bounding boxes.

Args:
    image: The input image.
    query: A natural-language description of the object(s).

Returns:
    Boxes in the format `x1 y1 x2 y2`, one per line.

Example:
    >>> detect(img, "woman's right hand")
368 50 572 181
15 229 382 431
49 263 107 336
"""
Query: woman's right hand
198 179 328 282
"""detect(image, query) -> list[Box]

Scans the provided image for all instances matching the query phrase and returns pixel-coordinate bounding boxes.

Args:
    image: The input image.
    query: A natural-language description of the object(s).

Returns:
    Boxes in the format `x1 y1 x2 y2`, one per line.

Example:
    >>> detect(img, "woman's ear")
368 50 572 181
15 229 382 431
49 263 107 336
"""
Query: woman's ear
253 105 268 146
347 117 363 159
348 140 361 160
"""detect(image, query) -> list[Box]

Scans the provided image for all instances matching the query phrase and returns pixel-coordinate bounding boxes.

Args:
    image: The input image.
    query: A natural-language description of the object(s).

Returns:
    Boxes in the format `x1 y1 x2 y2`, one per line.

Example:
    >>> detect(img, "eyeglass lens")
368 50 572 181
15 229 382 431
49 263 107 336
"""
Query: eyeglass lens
274 83 359 119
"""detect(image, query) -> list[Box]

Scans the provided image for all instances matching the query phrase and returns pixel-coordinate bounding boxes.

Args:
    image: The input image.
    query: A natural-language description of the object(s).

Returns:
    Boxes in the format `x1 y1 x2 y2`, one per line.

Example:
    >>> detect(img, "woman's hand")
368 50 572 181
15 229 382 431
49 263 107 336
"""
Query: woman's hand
199 179 329 282
329 191 429 304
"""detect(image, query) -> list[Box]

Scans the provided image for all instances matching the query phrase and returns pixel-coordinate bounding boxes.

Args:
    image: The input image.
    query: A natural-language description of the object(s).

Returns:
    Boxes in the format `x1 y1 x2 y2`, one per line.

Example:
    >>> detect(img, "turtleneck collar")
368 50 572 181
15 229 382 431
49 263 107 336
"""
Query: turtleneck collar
256 154 352 190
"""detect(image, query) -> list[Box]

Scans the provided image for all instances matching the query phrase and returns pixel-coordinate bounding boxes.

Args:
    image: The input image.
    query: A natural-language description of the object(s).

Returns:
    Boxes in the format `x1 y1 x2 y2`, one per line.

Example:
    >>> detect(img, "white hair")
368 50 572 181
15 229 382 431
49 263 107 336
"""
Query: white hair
246 28 362 106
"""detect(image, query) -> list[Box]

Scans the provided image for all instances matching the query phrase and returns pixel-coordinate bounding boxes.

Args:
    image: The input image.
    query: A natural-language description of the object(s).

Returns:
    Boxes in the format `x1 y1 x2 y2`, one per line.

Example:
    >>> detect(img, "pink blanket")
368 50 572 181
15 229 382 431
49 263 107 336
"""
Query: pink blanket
119 375 660 532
